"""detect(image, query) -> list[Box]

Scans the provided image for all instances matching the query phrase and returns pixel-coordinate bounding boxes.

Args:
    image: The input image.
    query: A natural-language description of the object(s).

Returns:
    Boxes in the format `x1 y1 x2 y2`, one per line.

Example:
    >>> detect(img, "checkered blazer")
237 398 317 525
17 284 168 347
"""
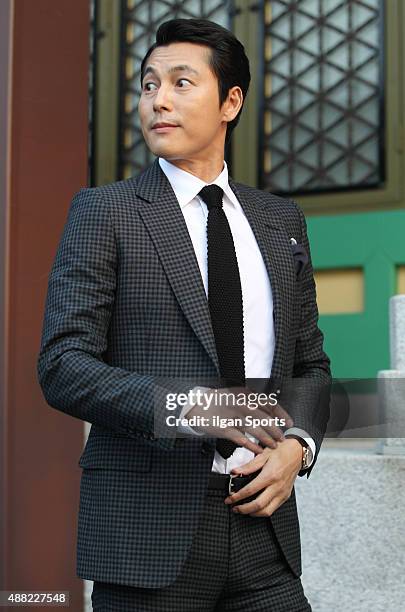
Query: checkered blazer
37 157 330 588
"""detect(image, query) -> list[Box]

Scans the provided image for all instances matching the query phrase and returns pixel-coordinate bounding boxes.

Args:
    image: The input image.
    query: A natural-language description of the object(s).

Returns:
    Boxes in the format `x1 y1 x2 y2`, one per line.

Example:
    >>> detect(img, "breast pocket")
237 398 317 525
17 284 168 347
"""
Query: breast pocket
78 433 152 472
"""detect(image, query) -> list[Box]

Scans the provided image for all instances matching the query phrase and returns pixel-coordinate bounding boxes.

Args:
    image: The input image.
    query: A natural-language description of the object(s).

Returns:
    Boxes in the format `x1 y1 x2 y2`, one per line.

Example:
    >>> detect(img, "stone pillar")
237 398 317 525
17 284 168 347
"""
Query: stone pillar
378 295 405 455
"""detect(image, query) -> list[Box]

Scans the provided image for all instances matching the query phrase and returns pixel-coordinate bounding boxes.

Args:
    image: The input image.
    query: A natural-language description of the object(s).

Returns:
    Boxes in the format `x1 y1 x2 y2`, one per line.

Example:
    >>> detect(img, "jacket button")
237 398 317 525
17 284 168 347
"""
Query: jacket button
201 442 211 455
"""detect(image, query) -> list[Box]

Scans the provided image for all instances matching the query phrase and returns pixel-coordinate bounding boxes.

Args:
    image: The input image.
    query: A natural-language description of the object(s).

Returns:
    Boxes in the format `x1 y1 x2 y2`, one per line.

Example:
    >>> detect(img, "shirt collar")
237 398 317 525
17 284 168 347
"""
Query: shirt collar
158 157 236 209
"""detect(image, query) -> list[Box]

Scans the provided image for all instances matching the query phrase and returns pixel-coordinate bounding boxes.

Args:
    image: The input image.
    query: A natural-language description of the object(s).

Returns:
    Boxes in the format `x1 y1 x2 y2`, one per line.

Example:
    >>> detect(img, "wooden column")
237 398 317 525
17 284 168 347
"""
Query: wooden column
0 1 90 609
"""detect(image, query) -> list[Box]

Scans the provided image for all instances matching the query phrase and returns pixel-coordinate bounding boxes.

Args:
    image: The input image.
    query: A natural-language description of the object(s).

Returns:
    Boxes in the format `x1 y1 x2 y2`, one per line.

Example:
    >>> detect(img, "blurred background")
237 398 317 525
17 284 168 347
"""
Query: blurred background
0 1 404 610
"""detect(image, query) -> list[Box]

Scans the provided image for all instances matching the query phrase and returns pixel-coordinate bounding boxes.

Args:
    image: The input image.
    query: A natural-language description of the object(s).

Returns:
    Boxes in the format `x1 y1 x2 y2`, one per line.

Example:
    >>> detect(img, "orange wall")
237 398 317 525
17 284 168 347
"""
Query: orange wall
1 1 90 608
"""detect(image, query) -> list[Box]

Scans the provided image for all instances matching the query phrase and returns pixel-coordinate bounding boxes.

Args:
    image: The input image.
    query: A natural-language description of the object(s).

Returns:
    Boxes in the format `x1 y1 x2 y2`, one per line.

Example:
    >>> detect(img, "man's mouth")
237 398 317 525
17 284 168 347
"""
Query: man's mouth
152 122 179 131
152 126 178 133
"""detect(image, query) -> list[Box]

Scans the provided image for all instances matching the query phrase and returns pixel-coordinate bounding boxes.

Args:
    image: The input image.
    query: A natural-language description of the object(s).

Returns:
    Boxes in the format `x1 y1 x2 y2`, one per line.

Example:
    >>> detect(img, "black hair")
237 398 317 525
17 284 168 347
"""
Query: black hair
140 18 251 144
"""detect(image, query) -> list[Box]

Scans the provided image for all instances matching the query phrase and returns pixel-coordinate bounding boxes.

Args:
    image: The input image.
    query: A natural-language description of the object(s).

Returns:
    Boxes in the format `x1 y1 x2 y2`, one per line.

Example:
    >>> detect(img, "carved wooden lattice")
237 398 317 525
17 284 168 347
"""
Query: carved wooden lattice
261 0 384 194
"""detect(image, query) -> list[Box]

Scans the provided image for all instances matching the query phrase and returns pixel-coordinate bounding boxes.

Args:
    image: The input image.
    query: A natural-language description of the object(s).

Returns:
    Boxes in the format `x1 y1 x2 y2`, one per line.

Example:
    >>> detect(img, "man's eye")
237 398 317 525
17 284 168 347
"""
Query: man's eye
142 79 191 91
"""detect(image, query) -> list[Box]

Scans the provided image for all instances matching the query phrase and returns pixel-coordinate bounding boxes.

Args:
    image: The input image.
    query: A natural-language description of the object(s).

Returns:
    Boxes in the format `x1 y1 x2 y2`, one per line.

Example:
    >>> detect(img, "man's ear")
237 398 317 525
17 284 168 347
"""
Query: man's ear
222 86 243 123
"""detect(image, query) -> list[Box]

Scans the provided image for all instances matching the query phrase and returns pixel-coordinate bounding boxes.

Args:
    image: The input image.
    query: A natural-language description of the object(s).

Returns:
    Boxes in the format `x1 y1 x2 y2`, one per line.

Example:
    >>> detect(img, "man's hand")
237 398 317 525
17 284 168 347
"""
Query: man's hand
184 386 293 454
224 438 303 516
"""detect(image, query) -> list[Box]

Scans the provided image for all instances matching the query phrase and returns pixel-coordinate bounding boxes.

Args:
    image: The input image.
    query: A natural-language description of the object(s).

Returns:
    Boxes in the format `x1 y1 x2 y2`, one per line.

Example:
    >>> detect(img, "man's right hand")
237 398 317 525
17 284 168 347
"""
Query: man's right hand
184 386 294 454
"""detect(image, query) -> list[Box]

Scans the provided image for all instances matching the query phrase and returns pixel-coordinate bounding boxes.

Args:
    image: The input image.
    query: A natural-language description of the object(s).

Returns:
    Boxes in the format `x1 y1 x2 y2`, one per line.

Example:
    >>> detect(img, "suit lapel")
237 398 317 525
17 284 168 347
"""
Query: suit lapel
228 179 295 379
136 159 220 372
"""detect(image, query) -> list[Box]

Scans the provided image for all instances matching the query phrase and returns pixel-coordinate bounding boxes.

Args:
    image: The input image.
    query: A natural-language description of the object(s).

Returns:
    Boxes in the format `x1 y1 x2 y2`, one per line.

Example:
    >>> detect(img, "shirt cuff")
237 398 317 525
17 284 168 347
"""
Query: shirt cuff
284 427 315 468
177 386 212 437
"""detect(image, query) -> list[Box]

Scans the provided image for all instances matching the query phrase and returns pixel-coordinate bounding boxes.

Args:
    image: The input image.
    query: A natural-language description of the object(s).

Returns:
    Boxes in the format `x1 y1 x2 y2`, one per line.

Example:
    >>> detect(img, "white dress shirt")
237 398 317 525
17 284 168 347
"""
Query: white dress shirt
158 157 315 473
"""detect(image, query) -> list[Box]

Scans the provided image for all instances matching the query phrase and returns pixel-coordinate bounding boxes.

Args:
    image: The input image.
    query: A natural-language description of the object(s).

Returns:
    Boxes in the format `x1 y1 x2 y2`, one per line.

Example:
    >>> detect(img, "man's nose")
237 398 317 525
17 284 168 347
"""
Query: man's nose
153 84 173 112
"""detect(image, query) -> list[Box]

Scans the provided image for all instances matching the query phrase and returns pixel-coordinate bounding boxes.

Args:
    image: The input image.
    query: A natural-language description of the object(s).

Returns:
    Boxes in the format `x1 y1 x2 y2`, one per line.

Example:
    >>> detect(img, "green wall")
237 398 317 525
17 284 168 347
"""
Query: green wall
307 210 405 378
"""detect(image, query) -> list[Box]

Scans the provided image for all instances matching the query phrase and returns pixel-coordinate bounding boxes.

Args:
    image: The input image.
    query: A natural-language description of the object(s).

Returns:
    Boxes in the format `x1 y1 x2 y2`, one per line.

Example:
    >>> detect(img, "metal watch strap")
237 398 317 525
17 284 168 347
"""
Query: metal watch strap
301 445 311 469
285 434 310 470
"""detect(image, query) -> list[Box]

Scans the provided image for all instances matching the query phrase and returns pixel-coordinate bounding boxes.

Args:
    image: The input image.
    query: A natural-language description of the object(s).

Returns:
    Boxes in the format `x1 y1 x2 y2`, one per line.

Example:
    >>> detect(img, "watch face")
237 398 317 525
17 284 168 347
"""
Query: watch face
302 447 310 468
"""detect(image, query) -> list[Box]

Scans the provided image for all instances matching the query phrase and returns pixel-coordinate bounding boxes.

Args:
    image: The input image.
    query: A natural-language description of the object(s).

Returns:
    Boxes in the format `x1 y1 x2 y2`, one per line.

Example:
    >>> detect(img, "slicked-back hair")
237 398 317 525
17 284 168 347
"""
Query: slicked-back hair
140 18 251 144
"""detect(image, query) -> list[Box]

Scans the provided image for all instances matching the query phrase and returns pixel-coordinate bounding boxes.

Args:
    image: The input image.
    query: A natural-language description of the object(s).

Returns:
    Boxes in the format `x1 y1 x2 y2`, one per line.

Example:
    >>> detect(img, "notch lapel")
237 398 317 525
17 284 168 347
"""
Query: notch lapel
228 179 296 380
136 159 220 373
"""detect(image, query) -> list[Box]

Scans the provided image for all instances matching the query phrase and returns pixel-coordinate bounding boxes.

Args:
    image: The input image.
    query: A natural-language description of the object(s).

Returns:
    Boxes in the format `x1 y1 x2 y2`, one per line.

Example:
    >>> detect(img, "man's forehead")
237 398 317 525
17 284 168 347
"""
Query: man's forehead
146 42 211 71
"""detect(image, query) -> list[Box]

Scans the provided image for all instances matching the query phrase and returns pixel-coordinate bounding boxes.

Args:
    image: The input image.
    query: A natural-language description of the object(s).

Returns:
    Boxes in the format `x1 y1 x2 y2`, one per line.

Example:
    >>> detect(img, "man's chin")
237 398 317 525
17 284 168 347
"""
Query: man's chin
149 148 189 162
147 144 180 159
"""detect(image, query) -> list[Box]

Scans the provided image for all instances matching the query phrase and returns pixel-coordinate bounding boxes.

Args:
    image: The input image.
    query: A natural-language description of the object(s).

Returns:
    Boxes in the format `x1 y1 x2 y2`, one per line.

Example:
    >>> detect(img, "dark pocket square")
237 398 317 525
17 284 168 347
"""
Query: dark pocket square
291 242 309 279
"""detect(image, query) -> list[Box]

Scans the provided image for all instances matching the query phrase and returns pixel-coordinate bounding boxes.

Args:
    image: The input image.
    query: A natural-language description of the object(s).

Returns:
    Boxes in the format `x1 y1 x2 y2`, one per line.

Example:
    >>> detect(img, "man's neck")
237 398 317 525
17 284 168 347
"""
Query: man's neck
161 158 225 183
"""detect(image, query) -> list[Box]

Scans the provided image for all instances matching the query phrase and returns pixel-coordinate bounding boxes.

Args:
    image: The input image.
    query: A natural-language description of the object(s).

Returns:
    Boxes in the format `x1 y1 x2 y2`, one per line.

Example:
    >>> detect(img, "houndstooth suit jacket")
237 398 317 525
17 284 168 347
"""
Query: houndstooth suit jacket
37 157 330 588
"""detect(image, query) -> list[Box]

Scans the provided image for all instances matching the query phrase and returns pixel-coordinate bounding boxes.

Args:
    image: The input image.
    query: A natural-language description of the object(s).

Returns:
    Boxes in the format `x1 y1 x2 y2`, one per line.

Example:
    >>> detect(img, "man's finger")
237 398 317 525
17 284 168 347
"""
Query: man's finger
272 403 294 427
225 472 269 505
244 425 278 449
248 494 285 517
241 407 287 441
264 424 286 442
227 429 263 454
229 486 272 514
261 400 294 428
230 449 270 475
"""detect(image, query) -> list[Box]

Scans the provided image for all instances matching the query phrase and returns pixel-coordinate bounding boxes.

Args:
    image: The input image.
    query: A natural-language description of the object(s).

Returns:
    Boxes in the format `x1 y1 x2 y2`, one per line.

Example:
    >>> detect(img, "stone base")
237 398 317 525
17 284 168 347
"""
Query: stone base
295 448 405 612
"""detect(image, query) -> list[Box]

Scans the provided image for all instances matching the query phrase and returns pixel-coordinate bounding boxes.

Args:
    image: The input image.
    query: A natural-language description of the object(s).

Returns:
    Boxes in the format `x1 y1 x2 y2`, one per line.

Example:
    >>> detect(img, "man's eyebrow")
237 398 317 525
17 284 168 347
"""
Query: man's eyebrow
142 65 200 79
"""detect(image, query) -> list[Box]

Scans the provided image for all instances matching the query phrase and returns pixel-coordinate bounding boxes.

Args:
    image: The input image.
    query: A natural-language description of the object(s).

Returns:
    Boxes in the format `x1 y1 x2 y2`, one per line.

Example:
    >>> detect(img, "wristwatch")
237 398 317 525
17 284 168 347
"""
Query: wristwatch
301 445 311 470
285 434 311 470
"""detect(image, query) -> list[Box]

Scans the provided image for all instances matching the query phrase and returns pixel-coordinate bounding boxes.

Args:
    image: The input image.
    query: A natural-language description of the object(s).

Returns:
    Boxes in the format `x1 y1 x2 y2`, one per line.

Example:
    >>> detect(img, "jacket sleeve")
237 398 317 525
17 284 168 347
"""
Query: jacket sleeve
282 202 331 478
37 187 185 451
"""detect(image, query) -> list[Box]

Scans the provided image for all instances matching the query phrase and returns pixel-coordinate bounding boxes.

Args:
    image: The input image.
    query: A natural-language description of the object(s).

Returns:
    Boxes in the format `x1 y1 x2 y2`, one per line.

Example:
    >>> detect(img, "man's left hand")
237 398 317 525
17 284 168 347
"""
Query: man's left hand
224 438 303 517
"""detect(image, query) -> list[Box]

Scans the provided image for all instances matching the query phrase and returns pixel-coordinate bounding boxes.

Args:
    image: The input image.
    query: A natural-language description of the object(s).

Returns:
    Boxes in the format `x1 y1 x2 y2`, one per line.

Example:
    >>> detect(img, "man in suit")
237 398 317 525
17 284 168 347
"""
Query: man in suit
37 18 330 611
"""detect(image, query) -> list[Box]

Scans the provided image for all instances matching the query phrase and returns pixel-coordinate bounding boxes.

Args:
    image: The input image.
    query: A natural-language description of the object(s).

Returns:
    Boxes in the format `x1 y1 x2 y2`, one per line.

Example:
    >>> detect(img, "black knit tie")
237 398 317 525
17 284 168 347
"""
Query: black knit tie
199 184 245 459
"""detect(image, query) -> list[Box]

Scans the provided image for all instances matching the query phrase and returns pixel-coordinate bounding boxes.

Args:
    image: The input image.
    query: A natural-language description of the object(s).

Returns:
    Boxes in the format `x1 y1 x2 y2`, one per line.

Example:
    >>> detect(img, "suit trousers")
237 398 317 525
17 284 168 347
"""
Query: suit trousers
91 482 312 612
